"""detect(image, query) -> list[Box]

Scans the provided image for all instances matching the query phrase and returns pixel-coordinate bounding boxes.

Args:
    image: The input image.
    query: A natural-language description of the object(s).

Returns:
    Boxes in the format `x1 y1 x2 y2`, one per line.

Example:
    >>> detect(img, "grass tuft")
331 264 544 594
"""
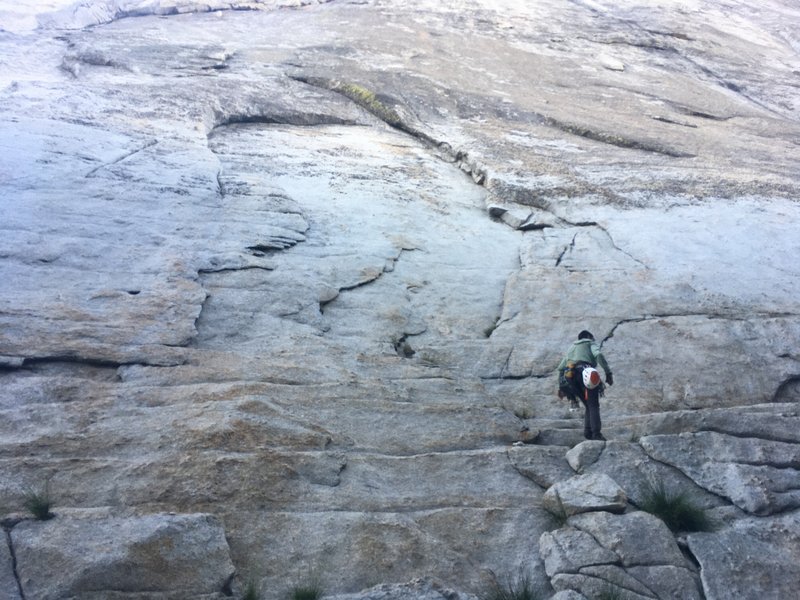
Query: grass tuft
333 82 403 127
597 585 623 600
23 484 54 521
544 490 569 529
290 582 324 600
639 479 712 533
484 571 546 600
242 580 260 600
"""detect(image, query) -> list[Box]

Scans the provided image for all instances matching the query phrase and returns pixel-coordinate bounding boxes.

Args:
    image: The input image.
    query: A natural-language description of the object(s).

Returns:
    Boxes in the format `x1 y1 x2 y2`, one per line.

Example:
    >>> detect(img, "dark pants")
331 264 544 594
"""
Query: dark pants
581 389 602 440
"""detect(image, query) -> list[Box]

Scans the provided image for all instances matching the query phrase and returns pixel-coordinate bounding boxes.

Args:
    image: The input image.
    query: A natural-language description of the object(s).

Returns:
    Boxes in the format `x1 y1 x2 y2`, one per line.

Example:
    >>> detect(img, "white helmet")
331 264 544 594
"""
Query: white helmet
582 367 602 389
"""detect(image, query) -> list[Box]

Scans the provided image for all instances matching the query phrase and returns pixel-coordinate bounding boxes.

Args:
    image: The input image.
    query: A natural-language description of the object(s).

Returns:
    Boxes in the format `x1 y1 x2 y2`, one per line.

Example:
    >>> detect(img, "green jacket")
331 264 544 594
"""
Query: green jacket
557 339 612 375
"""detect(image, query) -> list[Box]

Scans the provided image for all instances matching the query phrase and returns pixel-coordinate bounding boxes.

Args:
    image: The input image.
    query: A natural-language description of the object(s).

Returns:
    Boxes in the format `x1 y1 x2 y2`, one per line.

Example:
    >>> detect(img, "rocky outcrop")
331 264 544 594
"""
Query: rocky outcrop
541 511 702 600
2 0 800 598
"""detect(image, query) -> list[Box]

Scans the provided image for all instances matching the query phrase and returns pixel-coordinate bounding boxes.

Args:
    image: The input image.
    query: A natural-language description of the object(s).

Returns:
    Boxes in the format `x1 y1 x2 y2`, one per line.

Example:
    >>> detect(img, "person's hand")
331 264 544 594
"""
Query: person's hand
557 388 565 399
606 373 614 386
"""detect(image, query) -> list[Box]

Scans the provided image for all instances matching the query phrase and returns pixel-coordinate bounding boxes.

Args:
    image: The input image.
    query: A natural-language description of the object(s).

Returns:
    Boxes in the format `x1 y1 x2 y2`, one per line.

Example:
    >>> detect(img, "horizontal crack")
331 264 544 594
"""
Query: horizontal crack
542 115 695 158
198 265 275 274
213 112 359 130
1 354 185 373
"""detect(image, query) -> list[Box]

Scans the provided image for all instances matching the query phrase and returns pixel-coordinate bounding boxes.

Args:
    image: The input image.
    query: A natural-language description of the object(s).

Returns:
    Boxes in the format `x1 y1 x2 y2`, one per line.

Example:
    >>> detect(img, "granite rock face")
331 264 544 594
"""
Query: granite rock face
11 512 235 599
2 0 800 598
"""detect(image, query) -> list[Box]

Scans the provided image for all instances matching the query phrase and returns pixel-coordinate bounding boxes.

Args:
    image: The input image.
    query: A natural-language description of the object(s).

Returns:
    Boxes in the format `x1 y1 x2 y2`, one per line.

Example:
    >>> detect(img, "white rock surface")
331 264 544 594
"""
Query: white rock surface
1 0 800 598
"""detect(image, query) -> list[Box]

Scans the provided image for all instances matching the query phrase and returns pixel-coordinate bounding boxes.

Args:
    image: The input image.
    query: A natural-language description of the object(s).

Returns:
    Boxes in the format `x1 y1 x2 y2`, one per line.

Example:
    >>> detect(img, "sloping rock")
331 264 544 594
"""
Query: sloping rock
543 474 627 517
507 445 574 489
640 432 800 515
11 512 235 599
578 441 728 513
687 511 800 600
543 511 701 599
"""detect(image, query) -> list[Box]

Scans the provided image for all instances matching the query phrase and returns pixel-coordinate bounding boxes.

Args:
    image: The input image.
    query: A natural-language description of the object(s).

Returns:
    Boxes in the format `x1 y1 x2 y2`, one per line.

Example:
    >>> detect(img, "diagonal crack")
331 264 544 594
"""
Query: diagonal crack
321 247 416 315
85 140 158 178
3 522 27 600
555 233 578 267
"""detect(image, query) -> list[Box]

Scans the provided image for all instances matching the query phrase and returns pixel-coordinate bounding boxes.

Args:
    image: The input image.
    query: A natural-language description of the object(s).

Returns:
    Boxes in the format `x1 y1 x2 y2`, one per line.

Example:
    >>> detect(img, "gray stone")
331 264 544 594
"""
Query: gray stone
539 528 618 577
11 513 234 599
507 445 575 489
551 573 652 600
687 511 800 600
543 474 627 517
568 511 687 568
546 511 703 599
565 441 605 473
625 565 702 600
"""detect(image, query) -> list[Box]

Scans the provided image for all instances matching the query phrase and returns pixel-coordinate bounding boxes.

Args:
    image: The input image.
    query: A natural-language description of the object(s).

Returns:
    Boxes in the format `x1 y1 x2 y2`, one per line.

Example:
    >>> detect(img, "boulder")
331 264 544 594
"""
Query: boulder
568 511 688 569
539 528 618 577
11 512 235 599
543 511 701 599
565 441 605 473
543 474 627 517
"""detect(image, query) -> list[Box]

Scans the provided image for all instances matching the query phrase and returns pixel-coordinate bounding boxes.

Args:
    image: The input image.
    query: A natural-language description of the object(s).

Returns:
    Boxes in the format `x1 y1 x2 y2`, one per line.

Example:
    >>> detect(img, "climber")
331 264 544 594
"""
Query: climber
557 330 614 441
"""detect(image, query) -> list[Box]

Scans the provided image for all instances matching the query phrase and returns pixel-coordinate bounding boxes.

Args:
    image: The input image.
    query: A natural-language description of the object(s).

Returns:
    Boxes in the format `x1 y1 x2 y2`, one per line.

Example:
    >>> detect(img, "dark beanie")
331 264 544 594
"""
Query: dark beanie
578 330 594 340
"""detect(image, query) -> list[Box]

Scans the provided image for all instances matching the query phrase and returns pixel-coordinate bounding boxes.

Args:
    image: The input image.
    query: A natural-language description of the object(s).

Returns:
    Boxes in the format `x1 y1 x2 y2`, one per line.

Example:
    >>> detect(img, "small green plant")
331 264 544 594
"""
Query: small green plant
597 585 623 600
334 82 403 127
23 484 54 521
544 490 569 529
484 571 545 600
242 579 260 600
513 407 533 420
290 581 323 600
484 316 501 338
639 479 711 533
